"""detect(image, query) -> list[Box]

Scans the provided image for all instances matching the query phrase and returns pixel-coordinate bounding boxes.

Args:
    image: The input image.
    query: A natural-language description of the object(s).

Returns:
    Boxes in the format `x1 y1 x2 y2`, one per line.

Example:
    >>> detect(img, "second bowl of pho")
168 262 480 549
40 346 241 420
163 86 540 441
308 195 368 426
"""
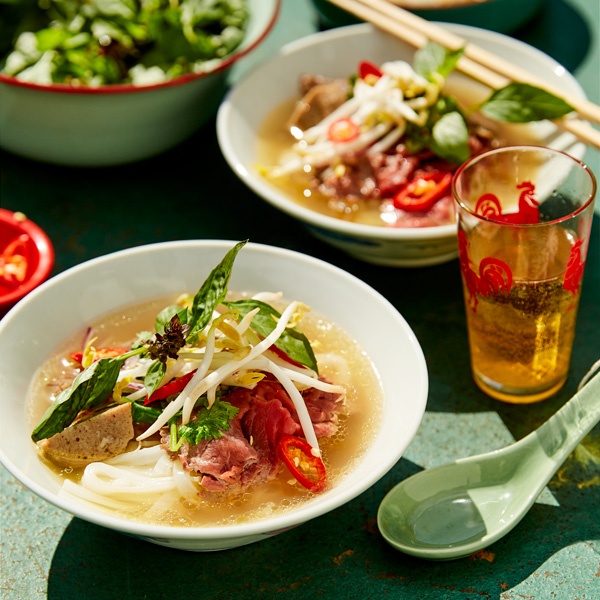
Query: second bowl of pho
216 23 585 267
0 240 428 551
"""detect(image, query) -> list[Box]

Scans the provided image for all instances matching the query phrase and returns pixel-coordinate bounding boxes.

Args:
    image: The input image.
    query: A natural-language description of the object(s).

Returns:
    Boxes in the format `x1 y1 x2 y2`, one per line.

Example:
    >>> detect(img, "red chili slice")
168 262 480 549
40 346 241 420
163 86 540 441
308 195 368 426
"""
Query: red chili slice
327 117 360 143
69 346 129 365
358 60 383 81
393 171 453 213
0 233 31 287
276 434 328 492
145 369 198 405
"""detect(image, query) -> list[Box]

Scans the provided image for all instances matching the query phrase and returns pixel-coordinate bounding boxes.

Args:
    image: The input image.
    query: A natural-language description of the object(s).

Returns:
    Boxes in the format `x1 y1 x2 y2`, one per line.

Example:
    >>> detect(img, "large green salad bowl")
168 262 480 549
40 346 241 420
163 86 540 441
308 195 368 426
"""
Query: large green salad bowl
0 0 280 166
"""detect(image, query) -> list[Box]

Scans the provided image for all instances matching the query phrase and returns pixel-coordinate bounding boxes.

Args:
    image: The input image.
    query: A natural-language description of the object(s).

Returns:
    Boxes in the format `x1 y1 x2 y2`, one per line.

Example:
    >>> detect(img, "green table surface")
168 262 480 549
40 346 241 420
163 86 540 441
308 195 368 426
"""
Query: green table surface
1 1 599 598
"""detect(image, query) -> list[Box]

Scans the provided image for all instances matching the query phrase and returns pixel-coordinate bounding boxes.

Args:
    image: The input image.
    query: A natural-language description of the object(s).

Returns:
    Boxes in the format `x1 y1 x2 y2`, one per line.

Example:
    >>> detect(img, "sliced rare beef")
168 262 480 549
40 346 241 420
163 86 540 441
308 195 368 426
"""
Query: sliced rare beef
172 419 271 493
163 376 343 494
288 75 350 131
302 385 341 438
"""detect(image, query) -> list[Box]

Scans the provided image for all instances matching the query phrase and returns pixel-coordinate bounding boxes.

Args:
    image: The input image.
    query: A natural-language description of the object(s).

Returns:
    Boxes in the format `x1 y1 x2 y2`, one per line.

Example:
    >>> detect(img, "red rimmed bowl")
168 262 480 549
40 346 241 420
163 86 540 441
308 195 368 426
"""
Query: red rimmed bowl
0 209 55 316
0 0 280 167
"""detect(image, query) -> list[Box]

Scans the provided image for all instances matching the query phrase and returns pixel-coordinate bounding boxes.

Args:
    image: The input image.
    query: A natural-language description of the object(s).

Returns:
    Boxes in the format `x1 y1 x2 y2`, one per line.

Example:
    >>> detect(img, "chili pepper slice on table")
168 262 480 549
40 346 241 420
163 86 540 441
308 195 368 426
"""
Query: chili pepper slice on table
393 171 453 213
277 434 328 492
327 117 360 143
0 233 31 287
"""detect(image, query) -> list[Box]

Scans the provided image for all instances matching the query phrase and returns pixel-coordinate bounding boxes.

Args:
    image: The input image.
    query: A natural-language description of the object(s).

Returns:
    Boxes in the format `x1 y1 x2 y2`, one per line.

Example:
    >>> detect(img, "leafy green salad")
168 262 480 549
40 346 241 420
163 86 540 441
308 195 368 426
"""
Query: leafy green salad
0 0 249 86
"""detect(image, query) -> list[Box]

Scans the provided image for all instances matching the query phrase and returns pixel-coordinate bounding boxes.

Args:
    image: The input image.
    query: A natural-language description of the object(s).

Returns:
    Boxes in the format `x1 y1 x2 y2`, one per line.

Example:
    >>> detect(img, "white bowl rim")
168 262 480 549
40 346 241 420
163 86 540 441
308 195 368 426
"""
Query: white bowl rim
0 239 428 541
0 0 281 95
217 21 586 242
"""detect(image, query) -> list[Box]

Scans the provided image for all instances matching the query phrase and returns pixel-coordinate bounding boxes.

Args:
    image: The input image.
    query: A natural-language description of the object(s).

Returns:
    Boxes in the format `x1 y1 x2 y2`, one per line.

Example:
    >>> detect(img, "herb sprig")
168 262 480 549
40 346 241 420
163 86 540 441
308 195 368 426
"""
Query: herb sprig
410 42 574 163
31 347 144 442
171 397 240 450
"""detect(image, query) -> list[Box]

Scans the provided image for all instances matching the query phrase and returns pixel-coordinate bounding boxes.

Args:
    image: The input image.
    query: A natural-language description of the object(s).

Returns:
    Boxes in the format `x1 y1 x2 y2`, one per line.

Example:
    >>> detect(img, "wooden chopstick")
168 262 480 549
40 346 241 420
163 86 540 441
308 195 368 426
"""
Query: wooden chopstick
366 0 600 123
387 0 490 8
325 0 600 149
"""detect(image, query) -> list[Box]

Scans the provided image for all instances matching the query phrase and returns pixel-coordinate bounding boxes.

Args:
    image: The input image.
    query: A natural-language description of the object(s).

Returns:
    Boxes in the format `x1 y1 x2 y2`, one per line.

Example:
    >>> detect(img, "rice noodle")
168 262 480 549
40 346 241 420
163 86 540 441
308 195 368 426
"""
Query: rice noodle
81 462 176 496
172 460 201 499
60 479 137 511
144 492 177 521
58 443 202 513
106 444 164 467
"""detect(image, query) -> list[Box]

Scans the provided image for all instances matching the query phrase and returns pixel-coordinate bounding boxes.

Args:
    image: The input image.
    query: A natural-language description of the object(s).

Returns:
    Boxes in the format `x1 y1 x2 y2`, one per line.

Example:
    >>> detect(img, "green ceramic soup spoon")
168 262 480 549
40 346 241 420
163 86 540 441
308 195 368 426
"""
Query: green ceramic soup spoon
377 368 600 560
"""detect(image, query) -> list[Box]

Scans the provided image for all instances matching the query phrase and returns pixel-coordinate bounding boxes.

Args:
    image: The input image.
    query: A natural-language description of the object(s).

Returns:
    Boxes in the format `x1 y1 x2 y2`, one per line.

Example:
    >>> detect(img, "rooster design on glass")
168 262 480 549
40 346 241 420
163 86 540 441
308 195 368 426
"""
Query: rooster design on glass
458 181 537 313
563 239 585 297
459 180 585 312
458 230 512 312
474 181 540 224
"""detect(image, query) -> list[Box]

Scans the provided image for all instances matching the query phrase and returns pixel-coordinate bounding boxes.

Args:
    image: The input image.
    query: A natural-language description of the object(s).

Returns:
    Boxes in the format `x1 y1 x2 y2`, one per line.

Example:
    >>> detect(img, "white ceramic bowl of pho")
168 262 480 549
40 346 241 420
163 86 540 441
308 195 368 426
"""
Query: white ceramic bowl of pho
217 23 586 267
0 240 428 551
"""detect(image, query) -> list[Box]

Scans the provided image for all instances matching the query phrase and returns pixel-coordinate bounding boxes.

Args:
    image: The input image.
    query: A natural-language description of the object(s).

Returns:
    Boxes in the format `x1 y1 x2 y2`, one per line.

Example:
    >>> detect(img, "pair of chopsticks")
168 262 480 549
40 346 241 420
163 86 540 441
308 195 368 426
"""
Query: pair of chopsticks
325 0 600 149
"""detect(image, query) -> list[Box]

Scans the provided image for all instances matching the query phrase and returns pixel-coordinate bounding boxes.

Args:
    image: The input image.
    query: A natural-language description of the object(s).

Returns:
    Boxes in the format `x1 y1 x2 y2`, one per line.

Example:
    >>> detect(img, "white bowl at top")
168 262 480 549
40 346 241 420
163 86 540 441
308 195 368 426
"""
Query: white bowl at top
0 0 280 167
216 23 586 267
0 240 428 551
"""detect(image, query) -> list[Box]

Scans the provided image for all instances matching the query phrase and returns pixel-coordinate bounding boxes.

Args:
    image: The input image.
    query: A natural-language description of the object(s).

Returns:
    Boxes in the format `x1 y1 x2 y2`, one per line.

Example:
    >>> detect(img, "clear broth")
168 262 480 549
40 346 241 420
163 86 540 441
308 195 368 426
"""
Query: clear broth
257 75 541 227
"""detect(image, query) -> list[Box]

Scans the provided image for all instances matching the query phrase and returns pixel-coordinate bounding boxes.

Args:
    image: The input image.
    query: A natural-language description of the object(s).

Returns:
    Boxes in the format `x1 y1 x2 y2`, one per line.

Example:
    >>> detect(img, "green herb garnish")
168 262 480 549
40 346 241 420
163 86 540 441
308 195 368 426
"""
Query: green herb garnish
186 239 247 342
177 399 240 444
31 348 143 442
1 0 250 85
479 82 575 123
408 42 575 163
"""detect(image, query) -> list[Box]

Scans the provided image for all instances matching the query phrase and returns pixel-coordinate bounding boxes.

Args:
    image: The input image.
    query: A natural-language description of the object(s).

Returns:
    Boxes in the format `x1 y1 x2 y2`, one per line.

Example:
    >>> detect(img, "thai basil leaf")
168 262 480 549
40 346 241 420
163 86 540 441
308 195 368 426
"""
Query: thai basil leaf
480 83 574 123
155 304 188 334
224 298 319 374
131 330 153 350
430 111 470 164
414 42 464 80
130 401 162 425
186 240 247 341
31 354 130 442
144 360 166 396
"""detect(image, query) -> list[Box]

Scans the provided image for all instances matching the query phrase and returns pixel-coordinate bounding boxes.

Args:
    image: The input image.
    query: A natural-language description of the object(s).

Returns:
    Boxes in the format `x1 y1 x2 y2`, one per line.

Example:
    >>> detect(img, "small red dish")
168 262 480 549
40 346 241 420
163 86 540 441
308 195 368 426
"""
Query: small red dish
0 208 54 315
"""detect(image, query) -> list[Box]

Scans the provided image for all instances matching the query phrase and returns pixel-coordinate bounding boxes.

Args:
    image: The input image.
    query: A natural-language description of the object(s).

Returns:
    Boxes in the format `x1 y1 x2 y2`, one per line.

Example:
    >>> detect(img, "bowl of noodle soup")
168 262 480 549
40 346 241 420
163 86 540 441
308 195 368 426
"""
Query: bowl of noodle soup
216 23 586 267
0 240 427 551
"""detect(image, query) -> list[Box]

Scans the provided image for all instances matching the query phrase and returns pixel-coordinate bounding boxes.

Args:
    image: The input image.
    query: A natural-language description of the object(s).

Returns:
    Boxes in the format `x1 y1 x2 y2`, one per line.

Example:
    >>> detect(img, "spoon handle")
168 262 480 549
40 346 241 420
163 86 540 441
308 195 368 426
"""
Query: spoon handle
535 371 600 465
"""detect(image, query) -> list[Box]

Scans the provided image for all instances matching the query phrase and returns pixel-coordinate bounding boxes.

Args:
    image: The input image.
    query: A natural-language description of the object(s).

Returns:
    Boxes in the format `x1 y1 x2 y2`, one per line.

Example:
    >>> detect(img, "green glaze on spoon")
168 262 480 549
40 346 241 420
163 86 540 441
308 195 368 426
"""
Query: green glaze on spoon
378 370 600 560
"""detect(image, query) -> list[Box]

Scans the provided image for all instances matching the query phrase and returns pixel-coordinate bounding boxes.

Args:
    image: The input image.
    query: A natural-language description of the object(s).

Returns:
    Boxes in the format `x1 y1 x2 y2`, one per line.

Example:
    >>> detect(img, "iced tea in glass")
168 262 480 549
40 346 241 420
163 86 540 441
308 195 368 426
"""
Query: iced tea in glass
453 146 596 403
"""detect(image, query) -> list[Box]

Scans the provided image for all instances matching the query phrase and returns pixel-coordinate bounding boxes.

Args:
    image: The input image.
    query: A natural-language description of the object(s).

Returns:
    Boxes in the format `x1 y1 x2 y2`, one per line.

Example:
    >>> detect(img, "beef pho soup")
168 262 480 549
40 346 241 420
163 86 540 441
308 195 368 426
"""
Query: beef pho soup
257 50 543 229
27 242 382 527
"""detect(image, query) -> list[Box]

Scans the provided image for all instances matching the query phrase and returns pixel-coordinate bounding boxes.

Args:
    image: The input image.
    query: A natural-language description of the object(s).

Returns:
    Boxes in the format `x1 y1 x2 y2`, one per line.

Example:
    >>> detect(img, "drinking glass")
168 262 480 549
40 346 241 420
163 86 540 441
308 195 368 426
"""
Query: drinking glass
453 145 596 403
